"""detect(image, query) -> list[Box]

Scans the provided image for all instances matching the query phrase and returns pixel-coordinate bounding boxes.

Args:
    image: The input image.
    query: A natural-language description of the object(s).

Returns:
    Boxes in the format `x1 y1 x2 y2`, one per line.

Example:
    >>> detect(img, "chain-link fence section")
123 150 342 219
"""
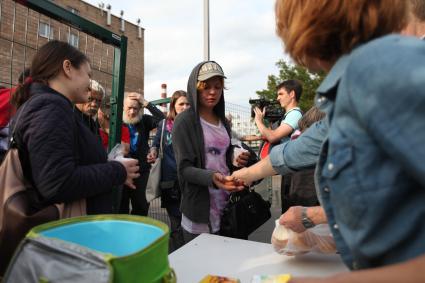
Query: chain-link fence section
225 101 261 150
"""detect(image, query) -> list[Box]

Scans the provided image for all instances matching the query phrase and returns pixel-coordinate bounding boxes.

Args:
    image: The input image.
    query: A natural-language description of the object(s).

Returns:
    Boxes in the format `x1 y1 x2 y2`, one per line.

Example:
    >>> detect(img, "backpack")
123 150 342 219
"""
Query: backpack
0 88 15 160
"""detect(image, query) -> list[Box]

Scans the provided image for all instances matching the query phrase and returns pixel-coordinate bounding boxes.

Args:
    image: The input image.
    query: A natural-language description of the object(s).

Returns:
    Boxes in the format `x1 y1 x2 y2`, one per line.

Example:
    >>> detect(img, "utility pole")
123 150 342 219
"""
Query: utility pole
203 0 210 61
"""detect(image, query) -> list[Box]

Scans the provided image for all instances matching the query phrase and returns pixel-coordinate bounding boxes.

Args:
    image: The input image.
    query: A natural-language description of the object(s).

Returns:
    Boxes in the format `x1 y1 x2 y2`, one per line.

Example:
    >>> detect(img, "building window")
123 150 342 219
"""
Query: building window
68 32 79 48
39 22 53 39
67 6 80 15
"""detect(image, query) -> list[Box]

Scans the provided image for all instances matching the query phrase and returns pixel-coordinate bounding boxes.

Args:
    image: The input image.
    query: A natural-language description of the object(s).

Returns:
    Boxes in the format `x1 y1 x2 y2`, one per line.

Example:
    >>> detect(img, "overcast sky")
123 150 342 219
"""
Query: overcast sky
84 0 289 107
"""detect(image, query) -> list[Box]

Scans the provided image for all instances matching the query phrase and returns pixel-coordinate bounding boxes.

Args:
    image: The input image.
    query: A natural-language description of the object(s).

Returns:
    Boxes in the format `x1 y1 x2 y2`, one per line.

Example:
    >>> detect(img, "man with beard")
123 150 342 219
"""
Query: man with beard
74 79 105 137
120 92 164 215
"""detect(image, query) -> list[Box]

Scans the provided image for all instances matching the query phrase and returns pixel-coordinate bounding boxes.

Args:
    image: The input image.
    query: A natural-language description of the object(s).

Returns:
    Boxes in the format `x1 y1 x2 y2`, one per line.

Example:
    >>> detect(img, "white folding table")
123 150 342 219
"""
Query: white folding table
168 233 348 283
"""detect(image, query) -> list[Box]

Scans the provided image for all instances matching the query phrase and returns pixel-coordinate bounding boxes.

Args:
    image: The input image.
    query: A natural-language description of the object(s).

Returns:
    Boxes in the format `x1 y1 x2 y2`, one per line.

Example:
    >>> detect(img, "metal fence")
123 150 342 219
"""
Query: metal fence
225 101 261 150
148 198 170 227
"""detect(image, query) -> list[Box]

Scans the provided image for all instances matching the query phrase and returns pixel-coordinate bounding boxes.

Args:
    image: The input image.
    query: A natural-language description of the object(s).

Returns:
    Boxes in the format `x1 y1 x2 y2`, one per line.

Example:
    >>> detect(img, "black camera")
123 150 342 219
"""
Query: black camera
249 98 284 123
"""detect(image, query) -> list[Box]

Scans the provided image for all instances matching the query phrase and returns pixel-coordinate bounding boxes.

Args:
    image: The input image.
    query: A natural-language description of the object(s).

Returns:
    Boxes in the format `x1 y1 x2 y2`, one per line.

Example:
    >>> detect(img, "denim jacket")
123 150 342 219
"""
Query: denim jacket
270 35 425 270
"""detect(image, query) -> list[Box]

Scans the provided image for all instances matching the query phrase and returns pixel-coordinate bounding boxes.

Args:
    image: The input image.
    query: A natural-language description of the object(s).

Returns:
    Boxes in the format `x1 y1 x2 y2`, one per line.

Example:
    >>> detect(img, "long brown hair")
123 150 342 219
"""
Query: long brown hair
11 40 89 108
298 106 326 133
167 90 187 121
275 0 408 68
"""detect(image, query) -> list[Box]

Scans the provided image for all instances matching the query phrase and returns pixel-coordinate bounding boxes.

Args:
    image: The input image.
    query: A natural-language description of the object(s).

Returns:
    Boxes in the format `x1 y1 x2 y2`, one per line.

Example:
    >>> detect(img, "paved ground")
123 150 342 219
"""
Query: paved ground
148 176 283 245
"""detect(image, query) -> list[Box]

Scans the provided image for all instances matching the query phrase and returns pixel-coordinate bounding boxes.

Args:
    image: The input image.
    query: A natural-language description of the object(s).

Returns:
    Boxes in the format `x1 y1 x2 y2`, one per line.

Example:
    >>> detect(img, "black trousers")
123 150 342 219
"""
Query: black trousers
161 181 184 252
119 170 150 216
182 229 200 244
182 228 222 245
166 206 184 253
281 173 292 214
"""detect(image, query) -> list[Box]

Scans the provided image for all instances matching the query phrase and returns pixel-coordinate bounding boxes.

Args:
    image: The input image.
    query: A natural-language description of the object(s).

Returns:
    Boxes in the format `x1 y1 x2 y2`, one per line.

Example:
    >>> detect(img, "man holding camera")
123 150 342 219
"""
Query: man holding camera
253 80 303 214
253 80 303 145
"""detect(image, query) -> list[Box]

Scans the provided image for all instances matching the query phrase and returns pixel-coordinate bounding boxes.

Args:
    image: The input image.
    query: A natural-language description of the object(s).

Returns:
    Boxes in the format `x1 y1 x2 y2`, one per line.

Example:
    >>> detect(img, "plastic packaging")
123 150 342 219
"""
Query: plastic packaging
231 139 248 167
108 143 126 161
200 275 240 282
271 220 337 256
251 274 291 283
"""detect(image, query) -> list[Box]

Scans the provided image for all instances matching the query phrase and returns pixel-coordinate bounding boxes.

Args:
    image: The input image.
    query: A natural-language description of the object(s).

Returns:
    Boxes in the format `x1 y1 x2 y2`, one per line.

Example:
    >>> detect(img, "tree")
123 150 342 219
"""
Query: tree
256 60 325 111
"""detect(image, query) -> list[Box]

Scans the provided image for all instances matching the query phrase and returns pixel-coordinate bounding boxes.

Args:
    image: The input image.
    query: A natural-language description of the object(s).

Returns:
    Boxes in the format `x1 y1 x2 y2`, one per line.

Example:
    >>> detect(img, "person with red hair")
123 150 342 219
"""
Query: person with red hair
234 0 425 281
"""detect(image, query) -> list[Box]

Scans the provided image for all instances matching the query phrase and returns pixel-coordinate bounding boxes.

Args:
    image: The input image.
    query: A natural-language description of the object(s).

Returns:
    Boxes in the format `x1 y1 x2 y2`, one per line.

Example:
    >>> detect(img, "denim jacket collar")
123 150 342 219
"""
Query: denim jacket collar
317 54 351 98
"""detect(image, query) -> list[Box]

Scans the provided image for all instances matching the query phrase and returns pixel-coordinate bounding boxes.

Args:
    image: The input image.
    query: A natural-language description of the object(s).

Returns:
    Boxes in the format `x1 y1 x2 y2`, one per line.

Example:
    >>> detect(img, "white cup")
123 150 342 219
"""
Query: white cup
232 146 248 167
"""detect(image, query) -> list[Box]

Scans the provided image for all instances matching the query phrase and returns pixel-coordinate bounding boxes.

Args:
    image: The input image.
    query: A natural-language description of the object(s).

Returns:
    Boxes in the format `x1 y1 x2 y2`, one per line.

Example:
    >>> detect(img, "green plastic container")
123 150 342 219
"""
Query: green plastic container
4 215 176 283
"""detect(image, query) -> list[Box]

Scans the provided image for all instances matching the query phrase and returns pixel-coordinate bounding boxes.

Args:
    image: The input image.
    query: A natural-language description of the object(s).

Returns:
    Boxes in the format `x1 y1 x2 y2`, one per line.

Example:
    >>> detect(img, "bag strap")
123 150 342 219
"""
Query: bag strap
283 107 303 119
9 101 30 149
8 89 45 148
158 120 165 159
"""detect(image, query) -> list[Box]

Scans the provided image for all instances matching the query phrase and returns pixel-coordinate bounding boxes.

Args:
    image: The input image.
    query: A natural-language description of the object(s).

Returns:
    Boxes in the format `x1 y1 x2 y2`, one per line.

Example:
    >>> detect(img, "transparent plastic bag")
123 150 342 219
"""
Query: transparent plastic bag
106 143 139 190
271 220 337 256
108 143 125 161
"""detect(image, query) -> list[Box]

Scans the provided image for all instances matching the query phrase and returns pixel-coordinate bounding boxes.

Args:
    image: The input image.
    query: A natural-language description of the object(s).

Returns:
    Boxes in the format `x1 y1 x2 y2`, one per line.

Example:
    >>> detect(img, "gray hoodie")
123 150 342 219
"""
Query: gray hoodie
172 61 233 224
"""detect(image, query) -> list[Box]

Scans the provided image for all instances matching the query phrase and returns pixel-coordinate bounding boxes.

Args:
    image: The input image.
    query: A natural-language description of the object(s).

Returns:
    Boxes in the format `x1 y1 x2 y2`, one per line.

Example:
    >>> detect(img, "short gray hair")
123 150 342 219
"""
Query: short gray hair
89 79 105 99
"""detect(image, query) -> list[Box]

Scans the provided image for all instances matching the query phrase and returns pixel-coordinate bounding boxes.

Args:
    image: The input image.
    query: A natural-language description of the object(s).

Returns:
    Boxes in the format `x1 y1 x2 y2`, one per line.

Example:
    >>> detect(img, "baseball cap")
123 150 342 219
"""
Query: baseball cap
197 62 227 81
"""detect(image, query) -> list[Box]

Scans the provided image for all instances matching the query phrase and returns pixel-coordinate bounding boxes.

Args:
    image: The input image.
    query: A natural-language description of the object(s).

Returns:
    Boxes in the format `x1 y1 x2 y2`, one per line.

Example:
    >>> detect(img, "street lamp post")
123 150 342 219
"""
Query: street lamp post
204 0 210 61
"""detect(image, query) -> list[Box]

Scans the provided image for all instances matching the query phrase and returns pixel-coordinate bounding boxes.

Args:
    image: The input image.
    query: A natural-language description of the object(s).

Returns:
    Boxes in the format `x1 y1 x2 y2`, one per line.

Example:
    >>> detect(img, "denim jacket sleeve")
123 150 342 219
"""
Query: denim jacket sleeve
269 119 328 175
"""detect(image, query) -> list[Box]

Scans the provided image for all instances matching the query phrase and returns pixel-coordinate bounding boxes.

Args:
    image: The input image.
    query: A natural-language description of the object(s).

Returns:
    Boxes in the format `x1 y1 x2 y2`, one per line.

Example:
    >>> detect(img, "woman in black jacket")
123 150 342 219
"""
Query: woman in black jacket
11 40 139 215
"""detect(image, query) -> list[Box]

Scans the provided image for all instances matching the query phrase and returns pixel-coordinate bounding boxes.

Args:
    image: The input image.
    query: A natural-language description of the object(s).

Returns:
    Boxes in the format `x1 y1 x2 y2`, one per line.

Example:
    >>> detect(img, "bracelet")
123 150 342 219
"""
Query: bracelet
301 207 315 229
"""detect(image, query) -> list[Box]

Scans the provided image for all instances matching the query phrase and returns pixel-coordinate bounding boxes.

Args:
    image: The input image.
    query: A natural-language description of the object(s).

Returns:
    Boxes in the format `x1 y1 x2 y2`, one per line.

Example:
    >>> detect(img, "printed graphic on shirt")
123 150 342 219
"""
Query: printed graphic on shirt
165 119 174 146
201 118 230 232
181 118 231 234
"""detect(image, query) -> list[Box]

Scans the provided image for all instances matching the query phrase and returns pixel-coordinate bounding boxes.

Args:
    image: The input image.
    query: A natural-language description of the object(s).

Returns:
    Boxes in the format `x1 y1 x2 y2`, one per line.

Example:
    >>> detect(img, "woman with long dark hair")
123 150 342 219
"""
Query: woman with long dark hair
147 90 189 251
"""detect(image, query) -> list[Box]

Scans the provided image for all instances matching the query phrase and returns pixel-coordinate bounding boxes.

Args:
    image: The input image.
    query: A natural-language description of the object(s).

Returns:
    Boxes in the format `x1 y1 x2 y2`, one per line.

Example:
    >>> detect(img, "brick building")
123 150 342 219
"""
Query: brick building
0 0 144 94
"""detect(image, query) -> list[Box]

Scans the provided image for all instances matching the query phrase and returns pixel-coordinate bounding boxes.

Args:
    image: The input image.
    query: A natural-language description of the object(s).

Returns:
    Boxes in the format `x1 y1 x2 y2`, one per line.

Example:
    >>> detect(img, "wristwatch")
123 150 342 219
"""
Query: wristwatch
301 207 315 229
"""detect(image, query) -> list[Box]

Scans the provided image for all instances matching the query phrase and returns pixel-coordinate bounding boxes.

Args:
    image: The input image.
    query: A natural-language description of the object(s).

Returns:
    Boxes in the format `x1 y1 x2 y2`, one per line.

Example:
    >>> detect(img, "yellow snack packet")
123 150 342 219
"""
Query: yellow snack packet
251 274 292 283
199 274 240 283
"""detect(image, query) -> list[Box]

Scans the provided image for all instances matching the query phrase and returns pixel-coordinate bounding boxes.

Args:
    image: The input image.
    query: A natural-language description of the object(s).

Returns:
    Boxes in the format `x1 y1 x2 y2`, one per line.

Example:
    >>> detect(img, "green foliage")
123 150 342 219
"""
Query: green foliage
256 60 325 111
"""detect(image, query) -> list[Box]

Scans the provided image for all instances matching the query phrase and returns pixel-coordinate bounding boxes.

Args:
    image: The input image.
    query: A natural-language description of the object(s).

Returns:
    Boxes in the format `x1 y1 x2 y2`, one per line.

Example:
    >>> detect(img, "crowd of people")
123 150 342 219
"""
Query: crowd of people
0 0 425 282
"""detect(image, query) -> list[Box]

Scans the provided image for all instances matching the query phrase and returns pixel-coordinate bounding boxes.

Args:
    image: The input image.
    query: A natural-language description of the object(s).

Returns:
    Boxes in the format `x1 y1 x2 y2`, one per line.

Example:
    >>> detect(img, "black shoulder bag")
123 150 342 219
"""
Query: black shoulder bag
220 187 271 240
